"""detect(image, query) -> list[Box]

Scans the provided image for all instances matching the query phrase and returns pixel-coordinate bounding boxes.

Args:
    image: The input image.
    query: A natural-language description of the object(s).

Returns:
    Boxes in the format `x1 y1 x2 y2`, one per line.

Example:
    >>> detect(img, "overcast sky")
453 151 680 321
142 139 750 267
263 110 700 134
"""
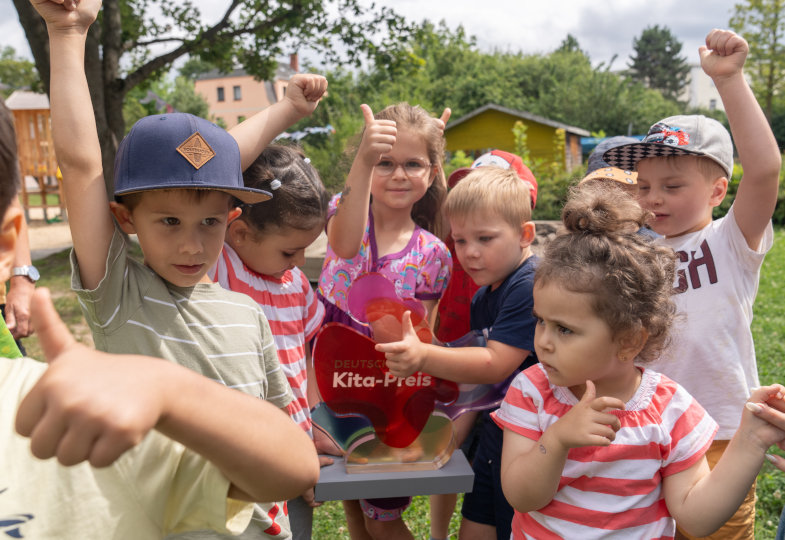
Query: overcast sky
2 0 739 70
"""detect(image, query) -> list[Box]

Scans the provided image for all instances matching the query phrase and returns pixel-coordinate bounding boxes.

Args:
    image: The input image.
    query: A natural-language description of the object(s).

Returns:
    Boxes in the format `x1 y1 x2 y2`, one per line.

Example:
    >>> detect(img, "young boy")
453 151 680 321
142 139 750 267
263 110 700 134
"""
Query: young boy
34 0 326 537
603 29 781 539
0 95 320 539
378 165 539 540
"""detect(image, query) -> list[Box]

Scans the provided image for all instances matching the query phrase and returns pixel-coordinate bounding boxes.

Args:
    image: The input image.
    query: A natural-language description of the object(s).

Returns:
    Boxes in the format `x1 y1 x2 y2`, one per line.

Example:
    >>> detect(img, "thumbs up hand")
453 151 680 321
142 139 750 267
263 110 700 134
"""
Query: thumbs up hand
15 288 164 468
357 104 397 169
550 380 625 450
376 311 427 378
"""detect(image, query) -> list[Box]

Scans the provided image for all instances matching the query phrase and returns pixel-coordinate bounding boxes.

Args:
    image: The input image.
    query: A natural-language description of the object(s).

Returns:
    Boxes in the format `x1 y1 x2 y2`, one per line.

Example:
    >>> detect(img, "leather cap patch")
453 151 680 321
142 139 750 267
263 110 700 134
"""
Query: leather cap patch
176 132 216 170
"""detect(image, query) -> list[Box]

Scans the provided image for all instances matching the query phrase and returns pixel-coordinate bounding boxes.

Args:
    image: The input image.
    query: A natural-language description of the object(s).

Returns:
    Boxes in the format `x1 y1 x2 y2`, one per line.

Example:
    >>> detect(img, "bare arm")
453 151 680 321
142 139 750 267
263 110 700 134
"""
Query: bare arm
501 381 624 511
327 104 396 259
377 311 528 383
701 29 781 249
15 288 319 503
5 198 35 338
230 74 328 171
663 385 785 537
32 0 115 290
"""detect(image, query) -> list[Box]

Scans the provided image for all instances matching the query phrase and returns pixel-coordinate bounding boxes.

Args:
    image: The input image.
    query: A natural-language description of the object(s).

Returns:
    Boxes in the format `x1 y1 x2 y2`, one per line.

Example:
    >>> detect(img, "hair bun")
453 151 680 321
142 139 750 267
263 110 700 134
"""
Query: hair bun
562 183 648 236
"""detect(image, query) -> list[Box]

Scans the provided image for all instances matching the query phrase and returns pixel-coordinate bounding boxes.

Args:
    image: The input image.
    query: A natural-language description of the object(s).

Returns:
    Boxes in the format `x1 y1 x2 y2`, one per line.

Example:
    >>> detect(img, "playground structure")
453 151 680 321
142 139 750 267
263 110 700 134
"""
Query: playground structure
6 91 66 223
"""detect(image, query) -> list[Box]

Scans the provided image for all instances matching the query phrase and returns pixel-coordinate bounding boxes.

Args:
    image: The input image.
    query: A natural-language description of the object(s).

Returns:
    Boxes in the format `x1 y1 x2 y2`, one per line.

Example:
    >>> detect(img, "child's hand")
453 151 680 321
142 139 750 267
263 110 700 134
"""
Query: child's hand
284 73 328 118
700 29 749 81
357 104 397 169
15 289 165 468
549 380 624 450
376 311 427 378
30 0 101 33
740 384 785 456
434 108 451 132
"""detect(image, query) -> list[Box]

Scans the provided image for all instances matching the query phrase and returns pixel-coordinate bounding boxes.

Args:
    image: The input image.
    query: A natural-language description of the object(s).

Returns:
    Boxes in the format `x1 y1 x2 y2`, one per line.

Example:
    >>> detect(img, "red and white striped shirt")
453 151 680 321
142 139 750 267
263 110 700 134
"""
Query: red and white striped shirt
493 365 717 540
213 244 324 437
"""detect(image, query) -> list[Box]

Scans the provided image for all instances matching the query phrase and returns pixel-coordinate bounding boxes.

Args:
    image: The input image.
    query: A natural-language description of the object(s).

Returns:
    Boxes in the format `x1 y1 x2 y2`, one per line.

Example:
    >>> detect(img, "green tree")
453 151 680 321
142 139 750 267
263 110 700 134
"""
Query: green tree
730 0 785 121
12 0 415 189
0 46 41 97
628 25 690 101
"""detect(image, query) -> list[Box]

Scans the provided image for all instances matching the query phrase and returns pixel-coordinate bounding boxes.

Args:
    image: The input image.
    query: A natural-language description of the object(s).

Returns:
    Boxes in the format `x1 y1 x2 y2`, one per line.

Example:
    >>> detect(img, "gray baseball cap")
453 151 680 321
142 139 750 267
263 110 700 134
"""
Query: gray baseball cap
603 115 733 178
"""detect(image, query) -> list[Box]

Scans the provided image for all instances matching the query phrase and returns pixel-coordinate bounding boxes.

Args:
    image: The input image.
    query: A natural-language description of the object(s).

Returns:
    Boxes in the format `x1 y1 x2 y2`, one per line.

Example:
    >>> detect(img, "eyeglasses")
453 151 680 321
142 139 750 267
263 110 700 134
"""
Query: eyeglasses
374 158 432 178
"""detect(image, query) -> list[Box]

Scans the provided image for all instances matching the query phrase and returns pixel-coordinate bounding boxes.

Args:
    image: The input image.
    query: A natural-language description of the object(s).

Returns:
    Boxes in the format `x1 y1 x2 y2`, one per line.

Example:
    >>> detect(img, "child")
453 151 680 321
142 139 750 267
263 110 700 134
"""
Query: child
493 182 785 539
210 144 331 540
603 29 781 538
428 149 538 540
35 0 326 537
316 103 452 540
378 166 539 540
0 94 320 538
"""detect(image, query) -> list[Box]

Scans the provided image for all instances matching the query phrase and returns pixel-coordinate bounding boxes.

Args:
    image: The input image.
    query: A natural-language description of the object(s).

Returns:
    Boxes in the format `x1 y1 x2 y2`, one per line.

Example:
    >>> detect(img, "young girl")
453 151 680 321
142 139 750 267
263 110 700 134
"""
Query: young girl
493 183 785 539
210 144 331 540
316 103 452 540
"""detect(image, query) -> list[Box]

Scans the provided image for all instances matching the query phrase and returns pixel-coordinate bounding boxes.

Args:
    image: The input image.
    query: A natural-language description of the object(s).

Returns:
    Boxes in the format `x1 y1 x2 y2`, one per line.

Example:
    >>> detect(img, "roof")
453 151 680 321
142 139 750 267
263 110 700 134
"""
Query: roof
6 90 50 111
446 103 590 137
196 61 297 82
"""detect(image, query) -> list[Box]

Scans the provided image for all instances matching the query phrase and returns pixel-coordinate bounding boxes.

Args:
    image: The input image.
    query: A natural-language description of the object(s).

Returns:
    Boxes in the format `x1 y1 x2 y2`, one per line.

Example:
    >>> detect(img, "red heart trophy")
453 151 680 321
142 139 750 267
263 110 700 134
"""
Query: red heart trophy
313 273 459 472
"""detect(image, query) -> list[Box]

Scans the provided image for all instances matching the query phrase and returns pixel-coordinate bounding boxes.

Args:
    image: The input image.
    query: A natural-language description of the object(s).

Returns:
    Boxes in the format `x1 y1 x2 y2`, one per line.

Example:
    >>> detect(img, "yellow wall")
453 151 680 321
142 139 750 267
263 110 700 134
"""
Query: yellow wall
445 109 582 168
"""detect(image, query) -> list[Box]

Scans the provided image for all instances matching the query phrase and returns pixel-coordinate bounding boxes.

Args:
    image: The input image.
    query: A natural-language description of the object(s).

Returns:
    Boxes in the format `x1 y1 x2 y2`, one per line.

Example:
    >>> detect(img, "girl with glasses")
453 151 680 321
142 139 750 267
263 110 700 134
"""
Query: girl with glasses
315 102 452 539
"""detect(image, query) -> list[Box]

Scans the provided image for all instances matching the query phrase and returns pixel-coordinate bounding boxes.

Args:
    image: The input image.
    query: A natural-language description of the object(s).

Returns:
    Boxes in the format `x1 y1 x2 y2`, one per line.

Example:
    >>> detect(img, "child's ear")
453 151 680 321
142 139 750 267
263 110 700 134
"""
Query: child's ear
227 218 251 246
709 176 729 208
519 221 536 248
108 202 136 234
228 206 242 224
0 203 23 283
617 327 648 362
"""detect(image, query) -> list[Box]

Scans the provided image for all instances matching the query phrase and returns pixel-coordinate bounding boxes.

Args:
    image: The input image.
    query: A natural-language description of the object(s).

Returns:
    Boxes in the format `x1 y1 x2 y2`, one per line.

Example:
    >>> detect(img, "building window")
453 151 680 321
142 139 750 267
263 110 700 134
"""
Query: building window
709 99 717 111
217 87 225 102
233 85 242 101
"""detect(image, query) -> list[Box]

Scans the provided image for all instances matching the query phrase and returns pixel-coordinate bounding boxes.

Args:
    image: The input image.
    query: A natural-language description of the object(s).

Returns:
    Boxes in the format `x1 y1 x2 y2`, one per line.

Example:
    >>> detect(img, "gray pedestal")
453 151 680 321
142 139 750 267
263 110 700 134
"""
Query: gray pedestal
314 450 475 502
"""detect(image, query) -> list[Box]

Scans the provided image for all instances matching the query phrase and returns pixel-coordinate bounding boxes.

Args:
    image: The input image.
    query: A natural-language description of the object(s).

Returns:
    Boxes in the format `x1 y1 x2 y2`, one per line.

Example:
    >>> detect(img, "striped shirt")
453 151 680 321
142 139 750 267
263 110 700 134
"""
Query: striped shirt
493 365 717 540
212 243 324 436
72 227 293 540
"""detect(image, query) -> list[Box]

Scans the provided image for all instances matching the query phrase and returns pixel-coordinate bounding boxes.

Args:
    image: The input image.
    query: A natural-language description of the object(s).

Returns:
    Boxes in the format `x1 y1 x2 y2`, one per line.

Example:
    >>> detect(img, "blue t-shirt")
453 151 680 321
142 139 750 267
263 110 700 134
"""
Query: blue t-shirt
470 254 539 365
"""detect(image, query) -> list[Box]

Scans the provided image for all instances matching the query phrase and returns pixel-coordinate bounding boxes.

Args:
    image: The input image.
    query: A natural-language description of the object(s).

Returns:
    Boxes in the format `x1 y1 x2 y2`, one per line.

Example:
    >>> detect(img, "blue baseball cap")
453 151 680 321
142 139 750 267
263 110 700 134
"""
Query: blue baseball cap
113 113 271 204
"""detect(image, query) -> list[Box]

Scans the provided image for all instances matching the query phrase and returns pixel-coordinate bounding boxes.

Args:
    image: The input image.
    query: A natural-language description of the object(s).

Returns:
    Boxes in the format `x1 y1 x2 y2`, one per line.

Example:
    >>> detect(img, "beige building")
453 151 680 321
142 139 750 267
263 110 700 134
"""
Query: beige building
681 64 724 113
194 55 299 129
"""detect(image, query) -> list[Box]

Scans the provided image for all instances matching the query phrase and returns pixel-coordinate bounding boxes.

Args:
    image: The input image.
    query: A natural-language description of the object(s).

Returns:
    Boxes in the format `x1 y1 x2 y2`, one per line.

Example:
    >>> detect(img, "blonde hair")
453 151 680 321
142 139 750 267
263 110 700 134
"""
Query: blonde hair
443 168 532 230
371 103 447 237
536 183 677 363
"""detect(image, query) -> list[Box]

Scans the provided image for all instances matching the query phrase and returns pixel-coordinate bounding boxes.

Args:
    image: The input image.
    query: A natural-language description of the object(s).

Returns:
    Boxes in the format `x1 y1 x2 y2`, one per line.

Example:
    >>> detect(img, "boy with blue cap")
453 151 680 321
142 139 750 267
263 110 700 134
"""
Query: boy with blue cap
34 0 326 537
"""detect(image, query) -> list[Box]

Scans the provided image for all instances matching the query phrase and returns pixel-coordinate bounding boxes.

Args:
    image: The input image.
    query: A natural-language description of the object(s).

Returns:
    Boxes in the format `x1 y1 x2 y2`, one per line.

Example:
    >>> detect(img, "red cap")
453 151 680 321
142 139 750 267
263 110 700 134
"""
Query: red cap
447 149 538 208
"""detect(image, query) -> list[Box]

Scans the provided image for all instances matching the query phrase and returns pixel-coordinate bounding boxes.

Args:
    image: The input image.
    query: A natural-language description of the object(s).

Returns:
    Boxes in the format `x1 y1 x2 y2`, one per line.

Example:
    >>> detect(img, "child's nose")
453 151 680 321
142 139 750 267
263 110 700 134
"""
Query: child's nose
180 229 203 254
292 250 306 268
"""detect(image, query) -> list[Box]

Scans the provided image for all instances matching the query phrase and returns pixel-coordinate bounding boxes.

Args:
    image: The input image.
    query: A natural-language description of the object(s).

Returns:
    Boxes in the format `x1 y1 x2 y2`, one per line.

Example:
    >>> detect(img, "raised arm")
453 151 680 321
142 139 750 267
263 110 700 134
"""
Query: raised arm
32 0 115 290
663 385 785 537
700 29 782 250
230 73 328 171
15 288 320 503
326 104 396 259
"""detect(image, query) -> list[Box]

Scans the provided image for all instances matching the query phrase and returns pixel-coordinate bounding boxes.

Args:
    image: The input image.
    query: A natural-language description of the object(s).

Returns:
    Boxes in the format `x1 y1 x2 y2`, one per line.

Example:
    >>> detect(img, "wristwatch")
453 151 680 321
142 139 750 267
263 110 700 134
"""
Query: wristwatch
11 265 40 283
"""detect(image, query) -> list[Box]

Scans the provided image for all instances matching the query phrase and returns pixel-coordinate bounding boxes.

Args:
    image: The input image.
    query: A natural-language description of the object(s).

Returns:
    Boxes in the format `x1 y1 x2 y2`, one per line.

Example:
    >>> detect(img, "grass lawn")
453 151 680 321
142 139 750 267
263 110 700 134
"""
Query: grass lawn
17 229 785 539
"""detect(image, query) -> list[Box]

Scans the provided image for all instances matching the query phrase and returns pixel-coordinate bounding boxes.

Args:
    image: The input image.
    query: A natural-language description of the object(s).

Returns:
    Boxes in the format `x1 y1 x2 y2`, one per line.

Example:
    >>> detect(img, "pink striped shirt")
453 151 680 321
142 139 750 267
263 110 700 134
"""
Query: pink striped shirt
493 365 717 540
212 244 325 437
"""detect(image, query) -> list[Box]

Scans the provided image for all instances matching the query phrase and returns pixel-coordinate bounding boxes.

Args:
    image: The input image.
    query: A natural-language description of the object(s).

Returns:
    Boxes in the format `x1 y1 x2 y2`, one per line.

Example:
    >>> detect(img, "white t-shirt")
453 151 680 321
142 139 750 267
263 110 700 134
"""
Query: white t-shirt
655 206 773 438
1 357 252 539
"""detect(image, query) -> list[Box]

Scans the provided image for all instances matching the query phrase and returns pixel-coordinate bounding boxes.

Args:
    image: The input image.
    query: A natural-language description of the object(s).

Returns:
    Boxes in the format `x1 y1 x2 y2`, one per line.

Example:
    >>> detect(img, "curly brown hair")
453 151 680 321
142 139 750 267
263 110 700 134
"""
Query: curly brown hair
535 183 678 363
